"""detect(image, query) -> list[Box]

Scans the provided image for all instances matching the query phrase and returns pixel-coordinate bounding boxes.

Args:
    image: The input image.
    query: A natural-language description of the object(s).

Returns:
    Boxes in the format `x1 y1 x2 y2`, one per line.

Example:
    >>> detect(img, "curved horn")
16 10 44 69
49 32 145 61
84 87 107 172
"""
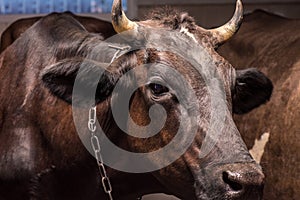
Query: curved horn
112 0 137 33
209 0 243 46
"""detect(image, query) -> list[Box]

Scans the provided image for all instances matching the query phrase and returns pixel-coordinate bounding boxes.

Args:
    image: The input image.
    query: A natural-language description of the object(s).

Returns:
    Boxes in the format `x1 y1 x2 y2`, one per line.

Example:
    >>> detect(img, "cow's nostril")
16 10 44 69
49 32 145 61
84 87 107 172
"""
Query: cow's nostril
222 171 243 192
218 164 264 199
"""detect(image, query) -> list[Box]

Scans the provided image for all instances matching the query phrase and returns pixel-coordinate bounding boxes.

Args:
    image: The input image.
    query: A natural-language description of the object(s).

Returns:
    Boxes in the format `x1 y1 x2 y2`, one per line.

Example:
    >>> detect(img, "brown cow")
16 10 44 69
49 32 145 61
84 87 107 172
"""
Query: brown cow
0 11 116 53
0 1 272 199
218 10 300 200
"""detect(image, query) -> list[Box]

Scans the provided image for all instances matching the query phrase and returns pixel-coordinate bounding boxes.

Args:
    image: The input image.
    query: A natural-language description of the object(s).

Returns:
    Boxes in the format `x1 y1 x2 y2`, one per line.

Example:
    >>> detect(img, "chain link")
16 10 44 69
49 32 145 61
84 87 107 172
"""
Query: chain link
88 106 113 200
89 105 143 200
87 45 142 200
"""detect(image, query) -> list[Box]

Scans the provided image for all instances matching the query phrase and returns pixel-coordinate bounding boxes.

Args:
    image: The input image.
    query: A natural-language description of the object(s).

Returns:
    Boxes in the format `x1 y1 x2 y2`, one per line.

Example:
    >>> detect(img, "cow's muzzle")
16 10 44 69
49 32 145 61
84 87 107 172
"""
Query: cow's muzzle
195 163 264 200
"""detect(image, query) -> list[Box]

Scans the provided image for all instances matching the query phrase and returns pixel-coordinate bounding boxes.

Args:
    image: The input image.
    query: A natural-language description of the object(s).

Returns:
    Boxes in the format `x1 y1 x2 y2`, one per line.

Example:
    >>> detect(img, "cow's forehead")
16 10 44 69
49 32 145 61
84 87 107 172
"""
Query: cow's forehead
110 28 216 72
103 25 233 87
137 10 208 45
140 7 197 31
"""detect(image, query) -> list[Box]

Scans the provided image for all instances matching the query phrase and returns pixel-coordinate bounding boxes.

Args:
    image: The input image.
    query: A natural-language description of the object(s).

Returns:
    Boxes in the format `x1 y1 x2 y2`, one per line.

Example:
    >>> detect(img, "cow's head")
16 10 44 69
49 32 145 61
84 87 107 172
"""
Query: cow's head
41 0 273 199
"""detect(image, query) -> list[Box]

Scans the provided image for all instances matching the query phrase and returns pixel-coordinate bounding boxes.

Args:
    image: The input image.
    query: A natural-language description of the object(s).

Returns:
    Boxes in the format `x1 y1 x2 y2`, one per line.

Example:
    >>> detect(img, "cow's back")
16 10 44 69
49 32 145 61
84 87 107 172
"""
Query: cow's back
218 10 300 200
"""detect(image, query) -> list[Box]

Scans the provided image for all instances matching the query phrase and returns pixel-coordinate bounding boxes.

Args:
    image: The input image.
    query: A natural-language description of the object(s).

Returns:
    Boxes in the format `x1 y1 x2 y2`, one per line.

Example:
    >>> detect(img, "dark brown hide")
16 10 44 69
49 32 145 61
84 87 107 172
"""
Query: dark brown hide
0 12 116 53
218 10 300 200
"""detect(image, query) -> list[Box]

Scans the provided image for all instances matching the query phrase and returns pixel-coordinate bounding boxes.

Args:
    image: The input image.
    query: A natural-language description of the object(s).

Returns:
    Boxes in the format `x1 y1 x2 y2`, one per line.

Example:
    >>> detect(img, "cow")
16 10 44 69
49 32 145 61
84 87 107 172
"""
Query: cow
218 10 300 200
0 0 273 199
0 11 116 53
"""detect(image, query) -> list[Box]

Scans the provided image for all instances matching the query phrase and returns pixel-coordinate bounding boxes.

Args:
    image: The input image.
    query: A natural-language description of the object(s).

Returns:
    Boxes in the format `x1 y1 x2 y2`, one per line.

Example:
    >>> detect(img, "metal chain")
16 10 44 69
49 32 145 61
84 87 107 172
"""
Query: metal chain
88 106 113 200
88 45 143 200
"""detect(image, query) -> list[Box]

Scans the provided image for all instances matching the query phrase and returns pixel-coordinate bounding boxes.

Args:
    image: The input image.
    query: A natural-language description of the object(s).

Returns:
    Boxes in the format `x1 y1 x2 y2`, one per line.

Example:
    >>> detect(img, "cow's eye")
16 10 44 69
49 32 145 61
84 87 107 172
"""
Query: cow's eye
149 83 169 96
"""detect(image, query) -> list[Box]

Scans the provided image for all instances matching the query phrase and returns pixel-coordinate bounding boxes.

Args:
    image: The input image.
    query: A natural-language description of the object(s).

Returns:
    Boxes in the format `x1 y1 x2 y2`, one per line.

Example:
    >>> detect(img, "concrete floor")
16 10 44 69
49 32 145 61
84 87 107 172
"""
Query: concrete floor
143 194 179 200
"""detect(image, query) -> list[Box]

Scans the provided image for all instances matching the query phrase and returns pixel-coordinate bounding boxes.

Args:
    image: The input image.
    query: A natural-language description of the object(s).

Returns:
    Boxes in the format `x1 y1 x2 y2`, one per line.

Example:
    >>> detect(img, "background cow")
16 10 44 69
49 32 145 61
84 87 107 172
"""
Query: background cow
218 10 300 200
0 11 116 53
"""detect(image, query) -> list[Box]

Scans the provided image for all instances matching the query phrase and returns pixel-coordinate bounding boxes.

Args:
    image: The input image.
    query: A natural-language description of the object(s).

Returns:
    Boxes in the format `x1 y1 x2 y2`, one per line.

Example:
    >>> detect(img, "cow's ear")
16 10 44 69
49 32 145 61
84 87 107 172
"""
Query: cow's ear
232 68 273 114
41 58 117 105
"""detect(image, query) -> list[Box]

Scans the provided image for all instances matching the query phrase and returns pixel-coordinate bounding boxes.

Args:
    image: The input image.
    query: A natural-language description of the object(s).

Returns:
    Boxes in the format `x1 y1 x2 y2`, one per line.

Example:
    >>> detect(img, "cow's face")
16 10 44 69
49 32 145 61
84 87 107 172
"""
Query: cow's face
115 51 271 199
41 0 273 199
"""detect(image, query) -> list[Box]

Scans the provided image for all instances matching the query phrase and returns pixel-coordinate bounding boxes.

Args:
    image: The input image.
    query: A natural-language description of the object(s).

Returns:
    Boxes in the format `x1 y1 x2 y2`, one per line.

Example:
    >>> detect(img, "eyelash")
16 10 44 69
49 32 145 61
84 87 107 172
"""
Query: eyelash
148 83 169 96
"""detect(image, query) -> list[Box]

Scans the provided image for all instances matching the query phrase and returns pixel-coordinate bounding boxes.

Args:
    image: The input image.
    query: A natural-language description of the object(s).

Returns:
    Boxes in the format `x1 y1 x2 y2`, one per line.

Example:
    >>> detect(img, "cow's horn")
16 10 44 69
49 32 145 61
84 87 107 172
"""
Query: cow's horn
209 0 243 46
112 0 137 33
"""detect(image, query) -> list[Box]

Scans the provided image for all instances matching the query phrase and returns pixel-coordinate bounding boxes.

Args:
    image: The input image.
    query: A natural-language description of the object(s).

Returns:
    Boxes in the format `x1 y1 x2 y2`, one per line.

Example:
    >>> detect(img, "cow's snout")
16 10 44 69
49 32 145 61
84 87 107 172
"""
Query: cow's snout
195 163 264 200
221 163 264 199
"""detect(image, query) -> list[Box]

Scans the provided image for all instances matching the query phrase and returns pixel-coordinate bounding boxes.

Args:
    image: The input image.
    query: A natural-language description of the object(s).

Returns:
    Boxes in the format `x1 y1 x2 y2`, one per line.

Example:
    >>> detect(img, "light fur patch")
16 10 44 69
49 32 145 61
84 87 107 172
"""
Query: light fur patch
249 132 270 164
180 27 197 43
